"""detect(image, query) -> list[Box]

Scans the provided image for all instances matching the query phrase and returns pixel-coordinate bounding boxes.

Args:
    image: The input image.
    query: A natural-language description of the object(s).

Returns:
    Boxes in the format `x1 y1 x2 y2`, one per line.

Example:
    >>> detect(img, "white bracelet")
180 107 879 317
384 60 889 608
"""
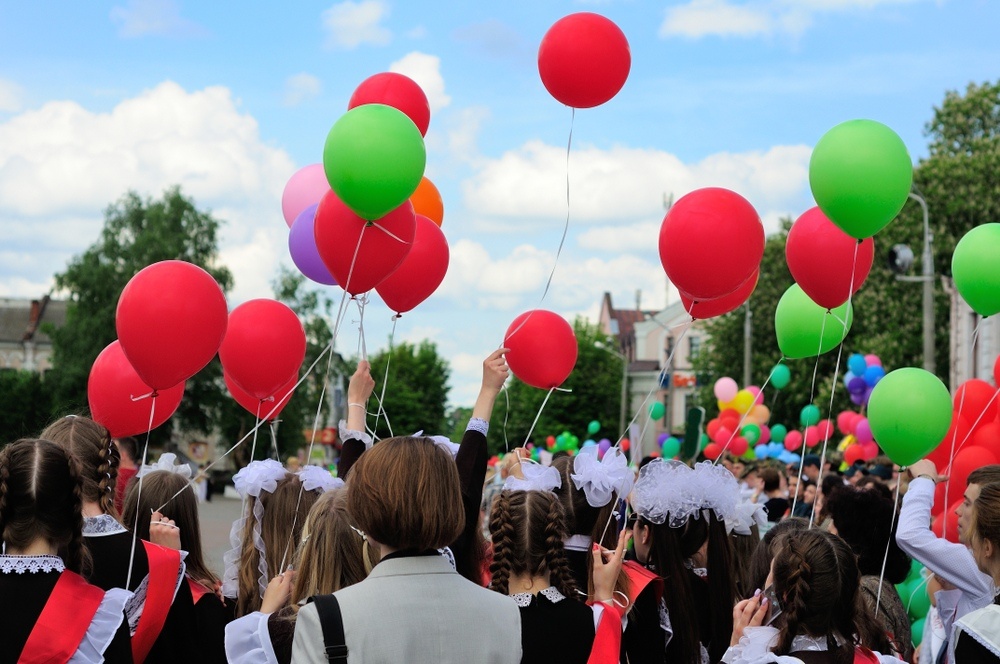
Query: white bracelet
348 402 366 409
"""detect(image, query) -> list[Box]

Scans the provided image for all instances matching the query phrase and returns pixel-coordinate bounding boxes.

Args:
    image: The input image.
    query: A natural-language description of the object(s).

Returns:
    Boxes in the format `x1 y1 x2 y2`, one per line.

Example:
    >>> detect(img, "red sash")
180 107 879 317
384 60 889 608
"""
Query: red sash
132 540 182 664
586 601 625 664
20 570 105 664
187 576 215 604
854 646 880 664
623 560 662 605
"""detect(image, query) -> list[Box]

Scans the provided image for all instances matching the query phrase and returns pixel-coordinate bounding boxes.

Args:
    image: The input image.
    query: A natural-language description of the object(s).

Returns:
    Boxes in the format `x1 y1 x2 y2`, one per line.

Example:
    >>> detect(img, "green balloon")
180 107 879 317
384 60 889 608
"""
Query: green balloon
770 364 791 389
800 404 821 427
699 433 709 449
770 424 787 443
741 423 761 445
868 368 952 467
911 618 924 648
662 437 681 458
774 284 853 359
323 104 427 220
905 581 931 621
906 559 924 584
649 402 666 420
809 119 913 239
587 419 601 435
952 223 1000 316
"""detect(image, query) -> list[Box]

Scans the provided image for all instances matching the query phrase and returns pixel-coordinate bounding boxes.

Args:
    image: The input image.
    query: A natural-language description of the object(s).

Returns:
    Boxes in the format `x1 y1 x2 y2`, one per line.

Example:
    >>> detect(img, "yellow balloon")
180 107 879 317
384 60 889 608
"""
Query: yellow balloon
838 434 855 452
733 390 755 415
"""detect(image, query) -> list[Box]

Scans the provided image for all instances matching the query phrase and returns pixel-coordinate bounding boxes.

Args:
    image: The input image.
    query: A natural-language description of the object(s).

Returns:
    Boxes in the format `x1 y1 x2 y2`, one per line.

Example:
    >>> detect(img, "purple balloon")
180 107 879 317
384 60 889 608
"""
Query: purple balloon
847 376 867 395
862 386 874 405
657 432 669 445
289 204 337 286
850 392 864 406
598 439 612 453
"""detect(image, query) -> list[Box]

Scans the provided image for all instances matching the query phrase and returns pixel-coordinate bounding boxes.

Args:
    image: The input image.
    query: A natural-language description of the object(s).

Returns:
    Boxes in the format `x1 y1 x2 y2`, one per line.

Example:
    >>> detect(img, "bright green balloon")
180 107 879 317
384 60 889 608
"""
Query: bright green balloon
741 423 761 445
905 581 931 621
868 368 952 467
809 119 913 239
649 402 666 420
911 618 924 648
770 424 787 443
769 363 791 389
587 419 601 435
800 404 821 427
906 559 924 584
774 284 854 359
952 223 1000 316
662 437 681 458
323 104 427 220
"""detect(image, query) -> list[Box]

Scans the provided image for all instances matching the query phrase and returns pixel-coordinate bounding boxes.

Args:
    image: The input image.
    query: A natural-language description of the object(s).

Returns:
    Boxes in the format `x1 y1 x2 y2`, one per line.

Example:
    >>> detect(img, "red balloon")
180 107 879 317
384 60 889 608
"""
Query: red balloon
503 310 578 389
784 430 803 451
729 436 749 457
804 425 822 447
375 215 450 314
844 444 865 466
860 442 879 462
314 191 416 295
681 271 758 319
954 379 999 427
720 416 740 433
817 419 834 441
927 413 972 469
719 408 740 421
88 340 185 438
786 207 875 309
621 438 630 452
703 442 723 461
219 300 306 401
706 418 722 439
972 421 1000 454
948 445 998 493
348 72 430 137
712 426 734 446
537 13 630 109
994 353 1000 388
659 188 764 300
116 260 228 390
931 500 963 543
225 371 297 421
836 410 854 435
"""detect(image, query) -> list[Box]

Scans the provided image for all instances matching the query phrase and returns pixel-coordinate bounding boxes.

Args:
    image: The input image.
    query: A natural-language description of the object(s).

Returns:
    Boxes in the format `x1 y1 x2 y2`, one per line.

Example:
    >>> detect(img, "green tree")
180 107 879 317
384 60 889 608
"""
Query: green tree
47 187 233 440
367 340 450 439
492 318 623 456
0 370 53 441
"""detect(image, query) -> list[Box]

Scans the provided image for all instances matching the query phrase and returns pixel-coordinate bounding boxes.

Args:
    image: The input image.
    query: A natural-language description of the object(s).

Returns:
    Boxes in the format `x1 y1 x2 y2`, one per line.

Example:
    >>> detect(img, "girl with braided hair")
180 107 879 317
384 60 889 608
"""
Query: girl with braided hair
0 438 133 663
726 528 899 664
489 464 629 664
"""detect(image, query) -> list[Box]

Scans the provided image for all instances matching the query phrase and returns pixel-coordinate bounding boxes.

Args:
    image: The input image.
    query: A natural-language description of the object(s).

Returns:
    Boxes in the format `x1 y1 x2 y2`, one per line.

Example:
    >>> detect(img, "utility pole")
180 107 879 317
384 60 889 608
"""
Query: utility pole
743 302 753 387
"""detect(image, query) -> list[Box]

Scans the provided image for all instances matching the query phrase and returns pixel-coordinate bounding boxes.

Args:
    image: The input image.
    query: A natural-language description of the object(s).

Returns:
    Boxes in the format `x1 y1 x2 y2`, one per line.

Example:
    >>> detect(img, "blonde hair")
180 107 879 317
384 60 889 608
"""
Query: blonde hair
41 416 119 519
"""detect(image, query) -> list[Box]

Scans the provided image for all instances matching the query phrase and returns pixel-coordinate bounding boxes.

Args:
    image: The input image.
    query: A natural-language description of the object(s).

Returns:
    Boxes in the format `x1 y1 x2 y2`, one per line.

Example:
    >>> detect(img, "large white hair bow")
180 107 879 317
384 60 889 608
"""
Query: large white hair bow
632 460 696 526
504 462 562 494
232 459 287 498
298 465 344 493
413 430 460 459
137 452 192 479
726 501 768 536
571 447 635 508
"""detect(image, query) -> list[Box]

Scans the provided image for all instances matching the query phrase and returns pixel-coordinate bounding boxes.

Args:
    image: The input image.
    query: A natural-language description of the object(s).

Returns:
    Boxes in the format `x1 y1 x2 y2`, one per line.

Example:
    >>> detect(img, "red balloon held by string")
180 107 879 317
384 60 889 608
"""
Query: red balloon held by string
225 371 297 421
88 340 185 438
219 299 306 401
659 188 764 301
349 72 431 137
116 260 228 390
786 207 875 310
703 442 722 461
503 310 578 389
537 12 631 109
314 190 416 295
954 379 999 426
375 214 450 314
680 271 758 319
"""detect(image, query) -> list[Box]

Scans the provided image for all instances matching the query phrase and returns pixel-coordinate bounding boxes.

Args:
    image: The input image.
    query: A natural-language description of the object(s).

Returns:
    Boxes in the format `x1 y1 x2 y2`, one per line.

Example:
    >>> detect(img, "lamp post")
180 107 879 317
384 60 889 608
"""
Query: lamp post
888 192 935 373
594 341 628 444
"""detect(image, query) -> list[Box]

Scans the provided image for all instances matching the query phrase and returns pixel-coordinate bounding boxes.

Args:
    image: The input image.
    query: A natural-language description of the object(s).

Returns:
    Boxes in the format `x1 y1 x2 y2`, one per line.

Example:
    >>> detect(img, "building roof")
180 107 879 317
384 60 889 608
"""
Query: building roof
601 292 657 342
0 296 66 344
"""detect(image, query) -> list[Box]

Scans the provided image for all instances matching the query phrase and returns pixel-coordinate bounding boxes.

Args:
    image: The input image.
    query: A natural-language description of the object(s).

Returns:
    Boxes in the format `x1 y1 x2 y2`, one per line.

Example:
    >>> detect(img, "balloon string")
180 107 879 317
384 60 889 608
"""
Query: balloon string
369 220 411 246
808 313 828 406
250 401 263 462
129 390 155 402
342 223 368 298
501 385 512 454
269 420 280 461
126 393 157 590
372 313 398 441
942 317 984 539
946 388 1000 462
875 473 903 617
523 387 557 447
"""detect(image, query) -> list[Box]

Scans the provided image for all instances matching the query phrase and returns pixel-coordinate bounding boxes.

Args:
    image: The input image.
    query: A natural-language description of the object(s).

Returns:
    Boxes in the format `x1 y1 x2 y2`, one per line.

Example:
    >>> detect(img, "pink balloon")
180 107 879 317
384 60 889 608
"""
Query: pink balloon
714 377 738 403
759 425 771 445
784 430 803 451
865 354 882 367
746 385 764 406
855 418 874 444
281 164 331 228
861 442 879 462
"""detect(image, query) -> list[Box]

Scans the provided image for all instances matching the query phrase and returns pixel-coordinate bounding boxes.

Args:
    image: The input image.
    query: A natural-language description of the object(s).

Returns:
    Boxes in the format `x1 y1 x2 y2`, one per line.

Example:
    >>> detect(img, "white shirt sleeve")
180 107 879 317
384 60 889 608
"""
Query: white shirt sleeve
69 587 132 664
225 611 279 664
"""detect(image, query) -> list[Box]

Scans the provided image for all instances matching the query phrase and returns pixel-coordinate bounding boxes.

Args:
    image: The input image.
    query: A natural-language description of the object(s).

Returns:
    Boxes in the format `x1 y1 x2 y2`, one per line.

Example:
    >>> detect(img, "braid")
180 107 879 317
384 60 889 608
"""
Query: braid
543 495 578 599
489 492 516 595
95 436 118 519
64 450 91 576
775 538 812 655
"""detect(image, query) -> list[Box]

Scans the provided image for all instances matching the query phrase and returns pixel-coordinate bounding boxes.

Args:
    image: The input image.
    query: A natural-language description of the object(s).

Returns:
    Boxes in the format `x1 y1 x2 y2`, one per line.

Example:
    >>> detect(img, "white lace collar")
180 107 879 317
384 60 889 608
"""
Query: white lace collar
83 513 127 537
0 554 66 575
790 632 846 652
510 586 566 607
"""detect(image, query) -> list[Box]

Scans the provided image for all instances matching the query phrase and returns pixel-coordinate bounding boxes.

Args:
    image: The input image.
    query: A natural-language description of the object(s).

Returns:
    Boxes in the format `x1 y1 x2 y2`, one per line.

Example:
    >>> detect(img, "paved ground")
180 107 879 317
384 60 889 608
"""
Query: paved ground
198 495 244 577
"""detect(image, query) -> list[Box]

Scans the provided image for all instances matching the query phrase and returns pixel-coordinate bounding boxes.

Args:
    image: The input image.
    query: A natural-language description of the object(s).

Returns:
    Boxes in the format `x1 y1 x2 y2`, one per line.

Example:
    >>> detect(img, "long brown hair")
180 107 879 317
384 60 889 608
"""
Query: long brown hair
121 470 218 594
41 416 120 519
235 474 322 617
0 439 91 575
489 490 578 598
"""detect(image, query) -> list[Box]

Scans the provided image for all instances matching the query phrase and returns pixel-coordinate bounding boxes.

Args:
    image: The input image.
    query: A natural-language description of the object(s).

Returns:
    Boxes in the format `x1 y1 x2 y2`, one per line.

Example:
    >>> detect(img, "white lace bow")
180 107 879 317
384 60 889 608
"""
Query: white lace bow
137 452 192 479
413 430 460 459
503 462 561 493
297 465 344 493
727 500 768 536
633 459 740 528
571 447 635 508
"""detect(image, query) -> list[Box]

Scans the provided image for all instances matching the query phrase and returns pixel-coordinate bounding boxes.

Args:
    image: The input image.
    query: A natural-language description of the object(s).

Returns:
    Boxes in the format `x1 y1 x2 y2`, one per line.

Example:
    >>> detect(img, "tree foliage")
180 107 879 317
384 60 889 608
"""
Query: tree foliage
47 187 233 440
0 370 53 441
490 318 623 456
367 340 450 440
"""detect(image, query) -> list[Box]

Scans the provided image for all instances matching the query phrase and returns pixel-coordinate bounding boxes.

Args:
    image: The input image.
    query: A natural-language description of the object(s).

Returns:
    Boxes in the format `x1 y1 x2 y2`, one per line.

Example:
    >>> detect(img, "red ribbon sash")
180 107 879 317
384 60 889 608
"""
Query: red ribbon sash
20 570 105 664
132 540 182 664
187 576 212 604
623 560 662 605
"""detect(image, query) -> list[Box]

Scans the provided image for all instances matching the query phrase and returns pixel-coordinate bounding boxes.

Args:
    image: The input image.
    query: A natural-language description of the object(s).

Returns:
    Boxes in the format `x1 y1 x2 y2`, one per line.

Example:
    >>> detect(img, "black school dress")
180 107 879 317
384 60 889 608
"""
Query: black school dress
512 586 597 664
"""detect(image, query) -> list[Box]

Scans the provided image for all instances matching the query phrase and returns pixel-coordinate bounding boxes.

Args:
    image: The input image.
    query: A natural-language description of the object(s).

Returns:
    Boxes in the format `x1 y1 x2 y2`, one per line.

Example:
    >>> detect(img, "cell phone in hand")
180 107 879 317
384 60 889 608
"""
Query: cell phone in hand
762 585 783 626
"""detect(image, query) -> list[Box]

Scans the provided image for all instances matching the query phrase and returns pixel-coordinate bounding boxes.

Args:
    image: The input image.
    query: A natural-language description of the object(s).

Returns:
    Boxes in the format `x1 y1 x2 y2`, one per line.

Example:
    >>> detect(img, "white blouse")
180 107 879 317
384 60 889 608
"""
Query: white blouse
721 626 903 664
225 610 280 664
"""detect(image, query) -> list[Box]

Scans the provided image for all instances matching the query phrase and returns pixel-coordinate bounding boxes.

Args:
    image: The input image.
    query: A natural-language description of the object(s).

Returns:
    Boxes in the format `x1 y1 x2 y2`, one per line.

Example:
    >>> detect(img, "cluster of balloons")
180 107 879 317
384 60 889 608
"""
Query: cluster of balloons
843 352 885 406
282 72 450 314
546 430 581 453
894 560 930 648
838 410 879 466
704 376 773 458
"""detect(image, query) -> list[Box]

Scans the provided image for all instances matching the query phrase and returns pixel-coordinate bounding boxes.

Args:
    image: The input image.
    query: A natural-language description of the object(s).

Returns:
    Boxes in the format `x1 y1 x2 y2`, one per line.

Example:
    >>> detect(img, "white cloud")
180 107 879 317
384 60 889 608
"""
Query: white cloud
0 79 24 113
462 140 811 225
322 0 391 49
110 0 205 38
389 52 451 114
283 73 322 107
659 0 925 40
0 81 296 304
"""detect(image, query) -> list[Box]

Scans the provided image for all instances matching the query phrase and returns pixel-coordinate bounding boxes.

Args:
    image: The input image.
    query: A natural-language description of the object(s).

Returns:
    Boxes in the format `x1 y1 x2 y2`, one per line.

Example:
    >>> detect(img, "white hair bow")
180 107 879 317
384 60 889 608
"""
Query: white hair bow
298 465 344 493
726 501 768 536
504 462 562 494
412 430 460 459
571 447 635 508
137 452 193 479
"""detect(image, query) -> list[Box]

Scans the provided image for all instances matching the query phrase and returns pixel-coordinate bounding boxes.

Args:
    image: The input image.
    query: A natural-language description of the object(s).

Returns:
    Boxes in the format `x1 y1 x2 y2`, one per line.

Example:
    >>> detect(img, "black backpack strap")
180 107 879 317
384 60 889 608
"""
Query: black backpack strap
307 594 349 663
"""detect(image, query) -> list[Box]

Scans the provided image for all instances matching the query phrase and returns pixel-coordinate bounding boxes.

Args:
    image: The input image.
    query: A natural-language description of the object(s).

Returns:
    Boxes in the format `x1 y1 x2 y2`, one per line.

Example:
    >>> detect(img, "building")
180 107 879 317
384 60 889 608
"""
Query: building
598 292 707 459
945 277 1000 389
0 296 66 373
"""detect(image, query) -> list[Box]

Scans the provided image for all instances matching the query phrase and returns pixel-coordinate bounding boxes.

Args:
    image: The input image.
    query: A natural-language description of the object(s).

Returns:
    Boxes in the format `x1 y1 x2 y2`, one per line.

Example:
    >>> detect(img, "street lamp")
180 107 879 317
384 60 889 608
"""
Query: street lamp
888 192 935 373
594 341 628 443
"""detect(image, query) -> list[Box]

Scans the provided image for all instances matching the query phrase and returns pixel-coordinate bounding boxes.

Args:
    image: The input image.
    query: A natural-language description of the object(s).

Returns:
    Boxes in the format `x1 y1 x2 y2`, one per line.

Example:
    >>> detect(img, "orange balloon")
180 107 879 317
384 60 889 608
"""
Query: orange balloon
410 177 444 226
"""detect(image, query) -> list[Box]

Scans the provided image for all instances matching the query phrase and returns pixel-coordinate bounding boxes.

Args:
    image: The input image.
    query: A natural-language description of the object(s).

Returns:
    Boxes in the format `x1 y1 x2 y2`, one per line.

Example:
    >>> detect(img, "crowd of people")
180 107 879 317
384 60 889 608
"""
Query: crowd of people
3 352 1000 663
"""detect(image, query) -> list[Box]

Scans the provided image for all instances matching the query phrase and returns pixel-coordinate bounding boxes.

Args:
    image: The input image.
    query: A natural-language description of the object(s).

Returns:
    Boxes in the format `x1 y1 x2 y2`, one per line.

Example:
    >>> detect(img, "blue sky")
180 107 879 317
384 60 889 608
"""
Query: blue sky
1 0 997 406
